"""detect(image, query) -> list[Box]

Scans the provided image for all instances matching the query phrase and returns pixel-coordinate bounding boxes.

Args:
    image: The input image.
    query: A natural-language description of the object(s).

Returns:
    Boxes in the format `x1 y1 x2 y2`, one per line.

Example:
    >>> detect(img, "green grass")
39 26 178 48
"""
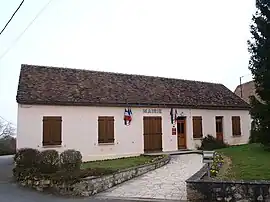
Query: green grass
217 143 270 180
81 155 158 171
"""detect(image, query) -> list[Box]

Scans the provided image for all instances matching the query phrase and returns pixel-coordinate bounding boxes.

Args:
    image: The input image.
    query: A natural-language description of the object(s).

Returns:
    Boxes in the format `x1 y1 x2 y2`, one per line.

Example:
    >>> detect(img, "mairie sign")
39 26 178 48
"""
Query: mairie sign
143 108 162 113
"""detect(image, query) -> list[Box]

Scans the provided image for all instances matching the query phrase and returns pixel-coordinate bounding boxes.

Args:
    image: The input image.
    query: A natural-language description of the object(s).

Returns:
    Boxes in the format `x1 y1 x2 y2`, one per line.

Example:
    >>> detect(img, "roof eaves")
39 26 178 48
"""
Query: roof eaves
16 99 250 110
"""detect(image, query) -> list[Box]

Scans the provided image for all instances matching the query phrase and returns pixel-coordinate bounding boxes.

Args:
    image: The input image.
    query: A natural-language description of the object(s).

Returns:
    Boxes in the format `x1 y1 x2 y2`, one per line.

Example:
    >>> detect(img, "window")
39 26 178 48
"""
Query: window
232 116 241 136
193 116 203 138
177 121 185 134
43 116 62 146
98 116 115 143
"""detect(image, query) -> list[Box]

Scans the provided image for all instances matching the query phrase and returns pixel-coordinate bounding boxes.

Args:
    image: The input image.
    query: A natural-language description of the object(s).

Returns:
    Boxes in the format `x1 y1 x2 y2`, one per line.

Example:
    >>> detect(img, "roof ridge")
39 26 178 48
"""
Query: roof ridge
21 63 222 86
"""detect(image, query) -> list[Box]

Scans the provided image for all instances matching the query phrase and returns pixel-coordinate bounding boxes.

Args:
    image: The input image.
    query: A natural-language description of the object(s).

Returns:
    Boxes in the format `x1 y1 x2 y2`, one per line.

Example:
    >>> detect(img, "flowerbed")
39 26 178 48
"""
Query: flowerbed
209 152 224 177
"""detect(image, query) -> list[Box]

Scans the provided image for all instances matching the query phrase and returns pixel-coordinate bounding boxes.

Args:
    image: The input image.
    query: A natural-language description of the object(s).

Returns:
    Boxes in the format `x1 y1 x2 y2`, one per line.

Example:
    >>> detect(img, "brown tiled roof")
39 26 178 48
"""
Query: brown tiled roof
16 64 250 110
234 81 263 104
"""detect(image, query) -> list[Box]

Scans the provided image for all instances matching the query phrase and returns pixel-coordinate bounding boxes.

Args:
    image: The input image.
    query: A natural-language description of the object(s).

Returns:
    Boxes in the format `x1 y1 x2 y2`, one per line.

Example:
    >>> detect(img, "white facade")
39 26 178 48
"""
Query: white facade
17 104 251 161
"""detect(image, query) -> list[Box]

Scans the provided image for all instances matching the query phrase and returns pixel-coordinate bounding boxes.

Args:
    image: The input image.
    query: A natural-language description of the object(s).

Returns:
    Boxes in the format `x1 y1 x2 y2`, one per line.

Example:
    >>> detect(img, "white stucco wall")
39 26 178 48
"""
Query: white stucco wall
17 104 251 161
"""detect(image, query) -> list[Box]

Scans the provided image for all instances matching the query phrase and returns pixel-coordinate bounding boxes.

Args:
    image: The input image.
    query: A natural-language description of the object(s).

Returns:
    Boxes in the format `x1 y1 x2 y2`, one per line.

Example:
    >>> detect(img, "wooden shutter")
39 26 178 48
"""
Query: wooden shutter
43 116 62 146
98 116 115 143
98 117 106 143
107 117 115 143
193 116 203 138
51 117 62 145
232 116 241 136
43 118 51 146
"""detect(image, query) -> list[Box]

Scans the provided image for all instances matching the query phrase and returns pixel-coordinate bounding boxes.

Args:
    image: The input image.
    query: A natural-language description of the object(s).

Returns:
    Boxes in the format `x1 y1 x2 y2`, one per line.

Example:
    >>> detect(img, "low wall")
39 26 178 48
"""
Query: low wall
186 164 270 202
16 155 170 197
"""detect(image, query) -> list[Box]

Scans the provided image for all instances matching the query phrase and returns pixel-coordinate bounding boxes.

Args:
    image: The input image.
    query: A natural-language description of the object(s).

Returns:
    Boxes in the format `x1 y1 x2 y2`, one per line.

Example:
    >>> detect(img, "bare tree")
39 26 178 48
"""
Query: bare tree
0 119 16 155
0 119 15 138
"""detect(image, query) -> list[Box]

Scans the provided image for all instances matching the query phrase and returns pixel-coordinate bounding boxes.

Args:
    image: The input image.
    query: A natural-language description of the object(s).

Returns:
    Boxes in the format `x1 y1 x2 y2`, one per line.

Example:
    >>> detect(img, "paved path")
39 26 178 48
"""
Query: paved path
0 155 14 183
95 154 204 201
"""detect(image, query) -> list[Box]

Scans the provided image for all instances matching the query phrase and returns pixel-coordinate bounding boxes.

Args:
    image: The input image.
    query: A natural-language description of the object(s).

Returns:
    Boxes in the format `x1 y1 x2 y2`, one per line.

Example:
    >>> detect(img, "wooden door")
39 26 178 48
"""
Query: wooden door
143 116 162 153
216 116 223 141
177 118 186 149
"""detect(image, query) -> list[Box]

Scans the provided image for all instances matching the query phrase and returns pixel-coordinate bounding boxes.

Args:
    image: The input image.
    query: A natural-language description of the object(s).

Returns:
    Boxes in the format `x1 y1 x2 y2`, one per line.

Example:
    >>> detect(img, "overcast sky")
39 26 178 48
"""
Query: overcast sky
0 0 256 126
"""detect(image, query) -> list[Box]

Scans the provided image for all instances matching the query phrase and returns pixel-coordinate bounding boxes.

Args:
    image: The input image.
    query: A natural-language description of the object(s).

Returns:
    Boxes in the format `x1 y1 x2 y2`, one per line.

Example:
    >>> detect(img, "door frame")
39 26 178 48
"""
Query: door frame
176 116 187 149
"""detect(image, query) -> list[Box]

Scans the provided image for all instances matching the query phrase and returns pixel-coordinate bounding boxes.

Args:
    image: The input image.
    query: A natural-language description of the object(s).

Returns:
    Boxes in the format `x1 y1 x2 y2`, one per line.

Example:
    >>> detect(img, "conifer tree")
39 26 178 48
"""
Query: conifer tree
248 0 270 148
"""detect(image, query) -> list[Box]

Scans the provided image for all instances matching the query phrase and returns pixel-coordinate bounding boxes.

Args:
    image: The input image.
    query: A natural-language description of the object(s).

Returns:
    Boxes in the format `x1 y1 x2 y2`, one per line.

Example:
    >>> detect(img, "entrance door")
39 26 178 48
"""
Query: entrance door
177 117 186 149
143 116 162 153
216 116 223 141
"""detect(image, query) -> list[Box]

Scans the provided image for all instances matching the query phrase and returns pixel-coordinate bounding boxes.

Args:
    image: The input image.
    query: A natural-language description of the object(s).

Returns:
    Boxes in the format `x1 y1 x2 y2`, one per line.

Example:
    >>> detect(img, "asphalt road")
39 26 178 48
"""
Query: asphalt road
0 156 172 202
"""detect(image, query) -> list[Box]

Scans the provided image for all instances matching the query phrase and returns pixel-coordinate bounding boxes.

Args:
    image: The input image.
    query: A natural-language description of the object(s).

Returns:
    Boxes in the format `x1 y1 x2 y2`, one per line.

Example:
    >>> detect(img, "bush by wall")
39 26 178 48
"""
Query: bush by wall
198 135 228 150
38 150 60 174
60 149 82 171
14 148 40 169
13 148 84 182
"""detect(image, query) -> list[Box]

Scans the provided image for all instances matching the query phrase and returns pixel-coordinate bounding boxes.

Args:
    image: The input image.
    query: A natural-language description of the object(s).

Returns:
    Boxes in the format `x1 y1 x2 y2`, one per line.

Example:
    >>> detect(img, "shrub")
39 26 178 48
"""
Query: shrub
14 148 40 169
60 149 82 171
198 134 228 150
0 136 16 156
38 150 60 174
249 120 260 143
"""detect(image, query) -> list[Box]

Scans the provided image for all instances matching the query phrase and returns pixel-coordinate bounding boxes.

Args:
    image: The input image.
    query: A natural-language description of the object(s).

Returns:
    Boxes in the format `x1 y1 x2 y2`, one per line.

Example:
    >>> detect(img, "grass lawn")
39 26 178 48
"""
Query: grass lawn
217 143 270 180
81 155 159 171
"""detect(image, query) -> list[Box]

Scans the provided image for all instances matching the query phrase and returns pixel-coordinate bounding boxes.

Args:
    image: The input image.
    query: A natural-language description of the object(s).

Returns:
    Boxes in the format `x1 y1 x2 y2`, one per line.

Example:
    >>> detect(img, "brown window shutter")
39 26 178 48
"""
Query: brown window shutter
43 118 51 146
43 116 62 146
51 117 62 145
98 117 106 143
232 116 241 136
98 116 114 143
106 117 115 143
193 116 203 138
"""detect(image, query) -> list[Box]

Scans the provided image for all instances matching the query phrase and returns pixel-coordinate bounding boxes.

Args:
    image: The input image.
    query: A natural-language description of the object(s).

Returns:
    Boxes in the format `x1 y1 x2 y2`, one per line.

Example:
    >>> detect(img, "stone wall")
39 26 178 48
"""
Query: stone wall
16 155 170 197
186 164 270 202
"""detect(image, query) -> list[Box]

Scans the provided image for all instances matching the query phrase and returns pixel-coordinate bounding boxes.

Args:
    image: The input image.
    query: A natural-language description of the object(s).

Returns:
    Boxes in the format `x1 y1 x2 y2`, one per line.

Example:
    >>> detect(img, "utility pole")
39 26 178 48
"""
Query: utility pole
240 76 244 98
239 74 252 98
